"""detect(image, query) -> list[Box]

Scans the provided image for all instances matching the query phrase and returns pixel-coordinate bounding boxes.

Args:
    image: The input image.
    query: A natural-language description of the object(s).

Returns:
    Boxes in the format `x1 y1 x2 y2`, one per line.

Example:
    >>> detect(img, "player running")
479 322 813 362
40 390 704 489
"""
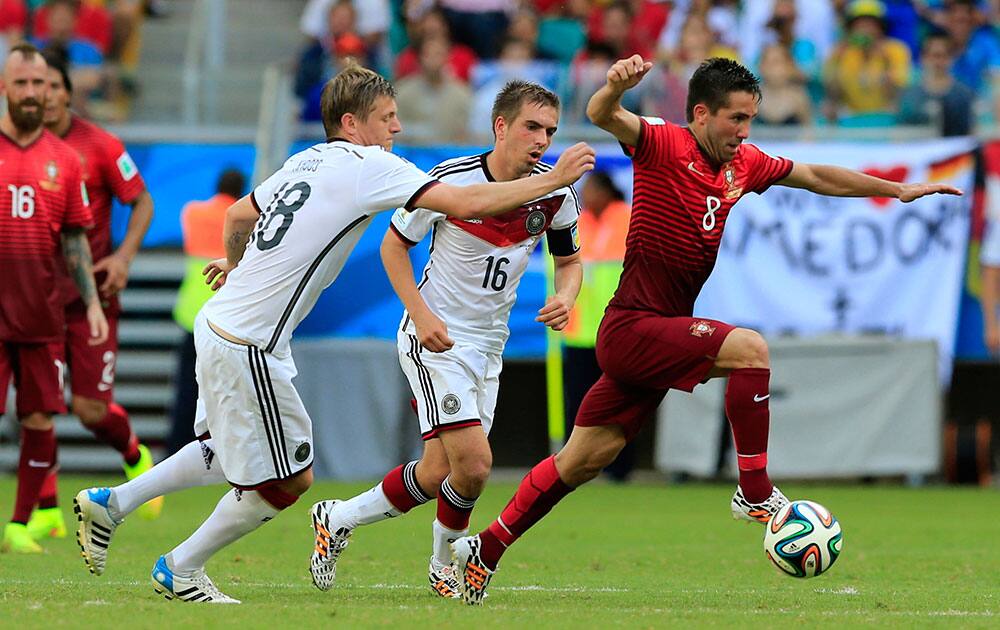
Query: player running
308 80 582 597
24 52 158 543
73 65 595 603
449 55 963 605
1 43 107 554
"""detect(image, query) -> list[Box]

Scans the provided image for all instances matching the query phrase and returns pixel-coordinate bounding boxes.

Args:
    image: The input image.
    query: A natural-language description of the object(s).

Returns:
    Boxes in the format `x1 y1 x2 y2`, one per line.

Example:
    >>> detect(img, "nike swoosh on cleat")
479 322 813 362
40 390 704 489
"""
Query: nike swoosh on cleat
753 394 770 402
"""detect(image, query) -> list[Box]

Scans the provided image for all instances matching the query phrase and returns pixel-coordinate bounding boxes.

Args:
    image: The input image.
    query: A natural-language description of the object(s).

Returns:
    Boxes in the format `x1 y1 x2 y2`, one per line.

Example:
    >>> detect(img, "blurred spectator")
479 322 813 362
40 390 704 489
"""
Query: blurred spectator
506 8 540 59
599 1 653 59
645 13 738 124
440 0 514 60
33 0 113 55
0 0 28 61
739 0 837 71
941 0 1000 94
757 44 812 126
882 0 922 59
899 33 975 135
822 0 912 121
536 0 588 63
469 37 561 135
294 0 367 121
752 0 820 91
658 0 740 60
33 0 105 114
396 36 472 144
395 8 477 83
299 0 391 73
168 168 245 455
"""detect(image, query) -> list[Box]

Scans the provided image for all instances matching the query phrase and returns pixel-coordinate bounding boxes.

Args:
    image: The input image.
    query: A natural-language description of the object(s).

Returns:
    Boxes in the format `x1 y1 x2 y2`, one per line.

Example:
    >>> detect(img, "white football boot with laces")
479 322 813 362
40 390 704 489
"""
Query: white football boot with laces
428 556 461 598
450 534 495 605
309 500 353 591
151 554 240 604
74 487 121 576
731 485 789 524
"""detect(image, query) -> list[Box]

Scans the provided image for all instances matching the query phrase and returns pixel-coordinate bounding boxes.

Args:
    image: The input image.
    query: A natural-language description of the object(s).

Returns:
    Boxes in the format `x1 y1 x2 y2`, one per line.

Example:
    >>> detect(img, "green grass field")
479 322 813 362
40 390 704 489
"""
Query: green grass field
1 475 998 628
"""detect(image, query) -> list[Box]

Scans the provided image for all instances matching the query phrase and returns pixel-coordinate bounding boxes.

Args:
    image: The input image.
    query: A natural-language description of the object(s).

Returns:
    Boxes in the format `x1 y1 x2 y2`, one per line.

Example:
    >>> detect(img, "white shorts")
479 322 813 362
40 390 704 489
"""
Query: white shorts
397 332 502 440
193 313 313 488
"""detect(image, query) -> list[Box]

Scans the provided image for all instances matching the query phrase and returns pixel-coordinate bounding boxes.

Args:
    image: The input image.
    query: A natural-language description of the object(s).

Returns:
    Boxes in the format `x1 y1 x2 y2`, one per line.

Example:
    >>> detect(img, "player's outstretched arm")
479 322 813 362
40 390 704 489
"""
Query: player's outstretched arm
203 194 260 290
779 162 963 202
537 252 583 331
380 229 453 352
61 227 109 345
417 142 595 220
94 190 154 296
586 55 652 148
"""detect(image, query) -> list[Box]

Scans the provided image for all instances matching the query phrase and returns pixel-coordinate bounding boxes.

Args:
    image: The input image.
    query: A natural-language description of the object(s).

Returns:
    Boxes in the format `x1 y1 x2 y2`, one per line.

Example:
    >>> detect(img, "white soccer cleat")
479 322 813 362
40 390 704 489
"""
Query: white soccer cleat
309 500 353 591
450 535 495 606
731 485 789 524
74 487 121 575
428 556 460 598
151 555 240 604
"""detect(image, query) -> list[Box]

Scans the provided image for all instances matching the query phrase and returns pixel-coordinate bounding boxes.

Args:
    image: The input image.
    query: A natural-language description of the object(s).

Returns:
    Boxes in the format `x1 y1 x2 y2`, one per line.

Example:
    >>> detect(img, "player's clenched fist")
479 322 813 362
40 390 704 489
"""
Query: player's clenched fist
607 55 653 92
551 142 596 187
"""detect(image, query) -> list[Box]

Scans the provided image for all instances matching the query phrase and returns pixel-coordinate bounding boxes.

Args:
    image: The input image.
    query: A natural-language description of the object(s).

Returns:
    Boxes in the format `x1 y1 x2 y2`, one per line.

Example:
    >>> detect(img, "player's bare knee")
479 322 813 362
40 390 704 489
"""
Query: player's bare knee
277 467 313 497
20 413 53 430
450 449 492 488
417 457 451 489
72 397 108 426
730 328 769 369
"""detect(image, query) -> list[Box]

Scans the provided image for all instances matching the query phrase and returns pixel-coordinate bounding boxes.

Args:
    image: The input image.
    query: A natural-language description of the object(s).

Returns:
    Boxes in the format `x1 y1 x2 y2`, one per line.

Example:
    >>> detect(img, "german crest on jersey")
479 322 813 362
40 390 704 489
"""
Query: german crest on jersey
525 208 546 235
441 394 461 415
40 160 61 191
689 320 716 337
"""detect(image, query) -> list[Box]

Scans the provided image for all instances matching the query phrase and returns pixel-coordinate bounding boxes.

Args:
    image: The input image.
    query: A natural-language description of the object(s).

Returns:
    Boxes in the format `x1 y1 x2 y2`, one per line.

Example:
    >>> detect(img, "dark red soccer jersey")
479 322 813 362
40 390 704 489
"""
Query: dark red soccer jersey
609 117 793 316
56 116 146 315
0 130 92 342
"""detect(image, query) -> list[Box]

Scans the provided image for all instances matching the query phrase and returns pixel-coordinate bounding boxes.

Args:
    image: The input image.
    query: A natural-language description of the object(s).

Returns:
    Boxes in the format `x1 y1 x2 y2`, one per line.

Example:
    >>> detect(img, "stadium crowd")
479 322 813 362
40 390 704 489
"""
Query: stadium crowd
0 0 162 121
293 0 1000 142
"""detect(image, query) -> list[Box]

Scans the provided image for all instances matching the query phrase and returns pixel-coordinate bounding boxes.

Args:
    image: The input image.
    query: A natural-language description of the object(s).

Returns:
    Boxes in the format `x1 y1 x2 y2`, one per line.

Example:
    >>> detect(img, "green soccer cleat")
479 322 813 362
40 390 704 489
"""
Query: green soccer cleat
1 522 44 554
27 507 67 540
123 444 163 520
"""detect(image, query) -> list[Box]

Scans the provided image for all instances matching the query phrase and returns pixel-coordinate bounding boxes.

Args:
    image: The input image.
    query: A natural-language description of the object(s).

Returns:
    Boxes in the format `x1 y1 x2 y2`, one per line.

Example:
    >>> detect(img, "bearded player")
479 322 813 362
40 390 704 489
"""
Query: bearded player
23 53 157 543
0 43 107 553
449 56 962 604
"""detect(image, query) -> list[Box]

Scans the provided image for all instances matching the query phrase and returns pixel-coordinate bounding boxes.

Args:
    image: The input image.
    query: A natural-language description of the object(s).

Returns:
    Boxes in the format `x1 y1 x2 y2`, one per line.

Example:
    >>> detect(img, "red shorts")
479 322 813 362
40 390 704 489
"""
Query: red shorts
574 309 735 441
64 312 119 402
0 341 67 417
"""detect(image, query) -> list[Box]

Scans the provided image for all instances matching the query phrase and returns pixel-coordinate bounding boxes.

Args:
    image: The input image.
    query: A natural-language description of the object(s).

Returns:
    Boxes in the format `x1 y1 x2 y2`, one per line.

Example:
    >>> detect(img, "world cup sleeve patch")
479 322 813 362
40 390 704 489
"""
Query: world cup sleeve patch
116 152 139 181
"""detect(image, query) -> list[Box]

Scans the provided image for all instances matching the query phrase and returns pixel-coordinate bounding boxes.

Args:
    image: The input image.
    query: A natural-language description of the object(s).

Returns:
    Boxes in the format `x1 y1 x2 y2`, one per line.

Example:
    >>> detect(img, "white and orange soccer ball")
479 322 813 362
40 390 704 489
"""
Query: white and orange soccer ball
763 500 843 578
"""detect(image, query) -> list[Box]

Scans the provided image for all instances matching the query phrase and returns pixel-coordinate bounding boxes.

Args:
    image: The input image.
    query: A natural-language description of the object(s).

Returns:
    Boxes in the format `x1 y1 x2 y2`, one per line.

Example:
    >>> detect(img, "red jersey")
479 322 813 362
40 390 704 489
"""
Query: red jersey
609 117 793 316
55 116 146 315
0 130 92 342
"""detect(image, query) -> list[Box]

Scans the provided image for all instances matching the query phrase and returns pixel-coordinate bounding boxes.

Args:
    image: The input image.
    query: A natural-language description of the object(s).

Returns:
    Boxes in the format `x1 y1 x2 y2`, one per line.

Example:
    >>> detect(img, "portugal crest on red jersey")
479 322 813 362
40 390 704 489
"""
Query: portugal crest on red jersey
689 320 716 337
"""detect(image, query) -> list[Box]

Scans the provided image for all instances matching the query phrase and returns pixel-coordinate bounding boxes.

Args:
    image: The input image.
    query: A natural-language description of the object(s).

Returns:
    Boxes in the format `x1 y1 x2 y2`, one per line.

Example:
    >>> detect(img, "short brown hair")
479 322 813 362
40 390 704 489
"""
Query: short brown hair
320 65 396 139
7 42 41 62
490 79 560 133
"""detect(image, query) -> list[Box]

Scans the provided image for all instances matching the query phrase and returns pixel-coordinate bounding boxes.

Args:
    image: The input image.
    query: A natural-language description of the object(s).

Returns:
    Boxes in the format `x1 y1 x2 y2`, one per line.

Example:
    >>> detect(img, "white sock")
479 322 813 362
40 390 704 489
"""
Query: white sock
337 482 401 529
109 439 226 521
432 519 467 566
169 488 279 573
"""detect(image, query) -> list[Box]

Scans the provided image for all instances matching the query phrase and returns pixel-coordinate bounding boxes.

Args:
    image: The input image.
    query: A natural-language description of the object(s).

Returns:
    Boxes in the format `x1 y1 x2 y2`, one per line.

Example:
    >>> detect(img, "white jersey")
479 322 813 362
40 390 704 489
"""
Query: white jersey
204 140 437 357
391 153 580 354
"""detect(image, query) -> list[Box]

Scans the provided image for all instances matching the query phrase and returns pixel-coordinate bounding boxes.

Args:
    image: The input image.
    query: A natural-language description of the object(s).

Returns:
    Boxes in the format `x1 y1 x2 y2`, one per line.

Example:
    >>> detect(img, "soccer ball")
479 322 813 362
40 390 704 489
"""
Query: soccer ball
763 500 843 578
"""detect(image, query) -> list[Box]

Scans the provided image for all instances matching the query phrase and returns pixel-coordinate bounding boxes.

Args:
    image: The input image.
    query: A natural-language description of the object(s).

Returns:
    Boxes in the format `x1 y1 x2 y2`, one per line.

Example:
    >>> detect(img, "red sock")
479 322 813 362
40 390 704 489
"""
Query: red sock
437 477 476 531
725 368 773 503
479 455 572 569
37 469 59 509
87 402 140 465
13 427 57 524
381 460 432 513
